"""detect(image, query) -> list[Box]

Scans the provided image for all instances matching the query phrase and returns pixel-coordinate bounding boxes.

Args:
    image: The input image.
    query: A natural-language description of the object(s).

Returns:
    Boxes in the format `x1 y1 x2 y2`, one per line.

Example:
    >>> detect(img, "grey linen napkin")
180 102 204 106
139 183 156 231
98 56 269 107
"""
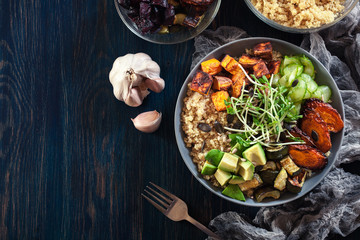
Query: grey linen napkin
191 4 360 240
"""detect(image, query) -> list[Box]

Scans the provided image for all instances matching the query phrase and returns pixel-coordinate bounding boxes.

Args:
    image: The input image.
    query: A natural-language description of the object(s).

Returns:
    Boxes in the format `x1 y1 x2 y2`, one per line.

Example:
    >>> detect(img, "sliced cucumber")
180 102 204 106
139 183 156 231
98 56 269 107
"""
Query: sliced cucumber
298 73 318 93
280 56 302 75
300 55 315 78
311 85 332 102
287 79 306 102
271 73 281 87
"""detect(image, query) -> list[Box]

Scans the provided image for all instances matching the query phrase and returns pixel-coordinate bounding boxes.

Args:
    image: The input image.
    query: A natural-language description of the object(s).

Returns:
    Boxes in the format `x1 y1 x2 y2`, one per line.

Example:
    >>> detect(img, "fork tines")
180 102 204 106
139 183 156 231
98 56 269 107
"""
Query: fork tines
142 182 174 213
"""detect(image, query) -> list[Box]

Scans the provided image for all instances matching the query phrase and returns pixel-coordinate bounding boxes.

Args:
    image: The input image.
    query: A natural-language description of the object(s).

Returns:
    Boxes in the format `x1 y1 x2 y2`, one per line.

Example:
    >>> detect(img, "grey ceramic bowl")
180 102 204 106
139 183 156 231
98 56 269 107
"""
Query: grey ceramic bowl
174 38 345 207
244 0 359 34
114 0 221 44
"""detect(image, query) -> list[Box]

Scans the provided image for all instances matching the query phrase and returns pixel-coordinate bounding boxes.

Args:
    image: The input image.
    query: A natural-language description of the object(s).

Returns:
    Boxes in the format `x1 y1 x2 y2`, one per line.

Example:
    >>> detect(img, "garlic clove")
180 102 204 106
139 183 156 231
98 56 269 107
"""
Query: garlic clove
145 78 165 93
131 110 162 133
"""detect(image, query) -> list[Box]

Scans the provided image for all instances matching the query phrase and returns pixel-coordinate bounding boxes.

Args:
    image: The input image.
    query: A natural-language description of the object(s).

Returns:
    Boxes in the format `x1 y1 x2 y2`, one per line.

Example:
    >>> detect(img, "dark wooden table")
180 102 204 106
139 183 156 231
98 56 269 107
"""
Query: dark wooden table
1 0 359 239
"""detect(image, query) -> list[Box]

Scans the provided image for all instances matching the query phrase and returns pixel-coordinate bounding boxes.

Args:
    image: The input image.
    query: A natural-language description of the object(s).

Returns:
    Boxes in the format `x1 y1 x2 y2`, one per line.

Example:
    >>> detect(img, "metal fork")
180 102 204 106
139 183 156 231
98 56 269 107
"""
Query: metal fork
142 182 221 240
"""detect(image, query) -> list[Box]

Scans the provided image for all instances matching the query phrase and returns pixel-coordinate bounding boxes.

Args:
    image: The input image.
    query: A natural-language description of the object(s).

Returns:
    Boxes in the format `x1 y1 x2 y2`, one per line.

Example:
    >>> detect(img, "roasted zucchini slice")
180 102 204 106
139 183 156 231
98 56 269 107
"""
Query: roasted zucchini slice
238 173 263 192
265 145 289 160
254 187 281 202
280 156 301 176
286 170 307 193
261 161 277 171
274 168 287 191
259 170 279 185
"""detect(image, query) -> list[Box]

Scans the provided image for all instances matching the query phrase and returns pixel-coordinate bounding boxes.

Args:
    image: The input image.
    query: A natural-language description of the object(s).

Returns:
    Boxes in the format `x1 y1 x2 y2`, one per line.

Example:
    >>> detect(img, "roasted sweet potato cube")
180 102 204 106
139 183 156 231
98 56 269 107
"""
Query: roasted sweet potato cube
303 98 344 133
201 58 223 75
300 108 332 153
238 54 261 68
253 60 270 79
289 126 316 147
267 60 281 75
212 76 232 91
190 71 213 95
289 145 327 170
253 42 273 60
231 76 246 98
221 55 241 74
211 90 229 111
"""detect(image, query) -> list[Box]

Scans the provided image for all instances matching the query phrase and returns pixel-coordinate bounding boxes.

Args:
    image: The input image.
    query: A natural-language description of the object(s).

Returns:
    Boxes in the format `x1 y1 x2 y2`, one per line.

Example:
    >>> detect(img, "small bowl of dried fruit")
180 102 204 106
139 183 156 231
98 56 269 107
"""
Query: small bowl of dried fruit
115 0 221 44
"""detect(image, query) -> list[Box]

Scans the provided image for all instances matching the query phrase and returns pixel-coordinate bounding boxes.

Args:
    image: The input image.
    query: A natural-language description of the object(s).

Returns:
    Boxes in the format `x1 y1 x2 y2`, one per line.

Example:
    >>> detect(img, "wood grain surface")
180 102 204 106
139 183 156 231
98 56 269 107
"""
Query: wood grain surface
0 0 359 239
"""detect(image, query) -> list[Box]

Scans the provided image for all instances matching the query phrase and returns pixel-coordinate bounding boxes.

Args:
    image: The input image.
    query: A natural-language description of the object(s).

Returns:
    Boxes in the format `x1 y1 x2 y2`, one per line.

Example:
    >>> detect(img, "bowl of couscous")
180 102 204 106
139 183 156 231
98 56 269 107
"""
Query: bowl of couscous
244 0 359 33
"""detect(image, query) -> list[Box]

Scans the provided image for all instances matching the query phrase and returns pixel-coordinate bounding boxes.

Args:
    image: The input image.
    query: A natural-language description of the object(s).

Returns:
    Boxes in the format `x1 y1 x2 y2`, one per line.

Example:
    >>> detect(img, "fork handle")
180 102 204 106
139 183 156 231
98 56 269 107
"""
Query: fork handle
185 215 221 240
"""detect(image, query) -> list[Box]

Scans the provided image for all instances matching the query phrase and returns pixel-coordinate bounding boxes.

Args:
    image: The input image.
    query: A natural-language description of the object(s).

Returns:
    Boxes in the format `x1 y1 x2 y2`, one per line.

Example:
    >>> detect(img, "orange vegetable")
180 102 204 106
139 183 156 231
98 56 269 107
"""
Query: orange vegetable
213 76 232 91
289 126 316 148
267 60 281 75
303 98 344 133
300 108 332 153
231 76 245 98
190 71 213 95
289 145 327 170
221 55 241 75
238 54 261 68
201 58 223 75
253 42 273 60
211 90 229 111
253 60 270 79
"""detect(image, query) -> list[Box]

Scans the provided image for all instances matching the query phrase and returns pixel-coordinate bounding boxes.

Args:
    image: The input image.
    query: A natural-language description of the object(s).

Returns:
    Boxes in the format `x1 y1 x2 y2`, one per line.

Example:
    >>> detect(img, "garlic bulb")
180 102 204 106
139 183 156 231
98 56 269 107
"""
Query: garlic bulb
131 110 162 133
109 53 165 107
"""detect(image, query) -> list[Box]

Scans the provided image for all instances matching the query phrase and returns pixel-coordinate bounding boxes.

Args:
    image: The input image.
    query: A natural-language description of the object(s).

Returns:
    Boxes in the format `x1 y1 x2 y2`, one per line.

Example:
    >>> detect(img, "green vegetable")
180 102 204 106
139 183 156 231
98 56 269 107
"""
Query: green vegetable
265 145 289 161
218 153 239 173
274 167 288 191
280 156 301 177
237 160 255 181
260 161 277 171
229 175 245 184
259 170 279 185
224 75 303 147
222 184 245 201
214 169 232 186
300 55 315 78
238 173 263 192
287 78 307 102
205 149 224 166
201 162 217 175
242 143 267 167
311 85 332 102
254 187 281 202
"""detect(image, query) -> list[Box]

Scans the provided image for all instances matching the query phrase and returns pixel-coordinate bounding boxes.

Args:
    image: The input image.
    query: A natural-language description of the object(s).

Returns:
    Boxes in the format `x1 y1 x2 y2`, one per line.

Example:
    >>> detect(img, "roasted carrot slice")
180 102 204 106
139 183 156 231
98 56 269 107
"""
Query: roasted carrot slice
221 55 241 75
238 54 261 68
253 42 273 60
253 60 270 79
300 108 331 153
289 126 316 147
303 98 344 133
212 76 232 91
211 90 229 111
267 60 281 75
289 144 327 170
190 71 213 95
201 58 223 75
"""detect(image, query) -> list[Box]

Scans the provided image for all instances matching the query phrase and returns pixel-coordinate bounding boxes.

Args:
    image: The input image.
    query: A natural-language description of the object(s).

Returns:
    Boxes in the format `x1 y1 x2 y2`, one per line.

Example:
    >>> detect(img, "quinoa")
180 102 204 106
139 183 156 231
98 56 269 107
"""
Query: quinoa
251 0 345 29
181 85 231 187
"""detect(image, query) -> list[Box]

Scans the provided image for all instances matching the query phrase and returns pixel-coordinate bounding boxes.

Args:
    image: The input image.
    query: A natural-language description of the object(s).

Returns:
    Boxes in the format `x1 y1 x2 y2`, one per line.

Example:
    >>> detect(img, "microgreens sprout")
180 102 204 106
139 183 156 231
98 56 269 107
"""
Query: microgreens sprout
224 73 304 147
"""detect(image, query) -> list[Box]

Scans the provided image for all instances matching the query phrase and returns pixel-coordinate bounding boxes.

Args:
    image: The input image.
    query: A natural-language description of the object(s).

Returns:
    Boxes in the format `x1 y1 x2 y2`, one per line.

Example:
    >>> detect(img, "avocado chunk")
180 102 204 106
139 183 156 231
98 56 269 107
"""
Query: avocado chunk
229 175 245 184
214 169 232 186
242 143 267 167
237 160 255 181
201 162 217 175
218 153 239 173
222 184 245 201
205 149 224 166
